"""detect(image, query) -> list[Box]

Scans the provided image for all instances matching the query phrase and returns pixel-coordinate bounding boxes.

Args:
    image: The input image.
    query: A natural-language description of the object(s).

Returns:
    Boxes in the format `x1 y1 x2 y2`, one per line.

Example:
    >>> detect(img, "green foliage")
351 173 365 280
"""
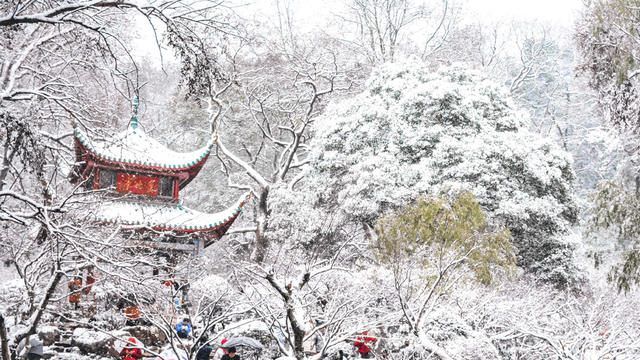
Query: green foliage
588 0 640 81
608 250 640 293
580 0 640 293
373 192 515 286
588 181 640 292
588 181 640 242
578 0 640 132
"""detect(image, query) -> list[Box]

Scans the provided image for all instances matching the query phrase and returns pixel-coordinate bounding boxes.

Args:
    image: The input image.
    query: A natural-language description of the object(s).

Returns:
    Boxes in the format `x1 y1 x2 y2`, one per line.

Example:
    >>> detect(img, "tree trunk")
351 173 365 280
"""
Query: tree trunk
0 133 16 192
265 273 306 360
288 307 306 360
252 186 270 263
14 269 63 347
0 312 9 360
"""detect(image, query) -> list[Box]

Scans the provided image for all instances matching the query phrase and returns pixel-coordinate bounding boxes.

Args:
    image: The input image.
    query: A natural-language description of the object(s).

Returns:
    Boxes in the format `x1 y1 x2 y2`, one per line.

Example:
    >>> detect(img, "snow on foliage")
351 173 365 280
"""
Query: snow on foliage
271 60 579 285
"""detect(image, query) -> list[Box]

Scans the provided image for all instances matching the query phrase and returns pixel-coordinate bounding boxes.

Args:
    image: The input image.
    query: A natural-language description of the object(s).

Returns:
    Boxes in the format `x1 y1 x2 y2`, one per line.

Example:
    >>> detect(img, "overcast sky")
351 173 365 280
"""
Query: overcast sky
134 0 586 64
242 0 586 30
465 0 584 26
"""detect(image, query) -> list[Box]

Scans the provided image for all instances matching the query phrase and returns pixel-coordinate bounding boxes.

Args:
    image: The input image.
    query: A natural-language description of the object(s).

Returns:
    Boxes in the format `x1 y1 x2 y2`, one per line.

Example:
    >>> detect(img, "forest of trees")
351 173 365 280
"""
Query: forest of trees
2 0 640 359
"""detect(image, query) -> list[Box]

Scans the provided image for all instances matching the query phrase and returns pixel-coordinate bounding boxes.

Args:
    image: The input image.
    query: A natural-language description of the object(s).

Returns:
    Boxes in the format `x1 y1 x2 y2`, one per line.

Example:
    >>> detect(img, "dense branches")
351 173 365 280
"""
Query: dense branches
342 0 456 64
374 192 514 358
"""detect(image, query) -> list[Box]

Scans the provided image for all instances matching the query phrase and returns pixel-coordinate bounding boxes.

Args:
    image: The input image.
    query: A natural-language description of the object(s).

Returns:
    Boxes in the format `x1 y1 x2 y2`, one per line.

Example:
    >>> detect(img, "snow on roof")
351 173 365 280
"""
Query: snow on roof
73 120 216 171
96 192 251 232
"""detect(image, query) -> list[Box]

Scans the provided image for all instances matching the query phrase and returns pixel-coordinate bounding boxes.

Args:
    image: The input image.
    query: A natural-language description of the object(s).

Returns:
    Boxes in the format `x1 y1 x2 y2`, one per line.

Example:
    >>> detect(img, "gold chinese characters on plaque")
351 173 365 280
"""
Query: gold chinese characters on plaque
116 173 159 196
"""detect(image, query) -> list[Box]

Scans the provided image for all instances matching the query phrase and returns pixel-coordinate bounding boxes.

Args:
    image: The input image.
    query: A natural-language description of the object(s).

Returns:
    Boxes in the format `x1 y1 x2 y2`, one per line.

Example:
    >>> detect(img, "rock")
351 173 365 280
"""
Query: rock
45 349 113 359
71 328 112 355
60 325 166 358
39 325 60 345
123 325 166 346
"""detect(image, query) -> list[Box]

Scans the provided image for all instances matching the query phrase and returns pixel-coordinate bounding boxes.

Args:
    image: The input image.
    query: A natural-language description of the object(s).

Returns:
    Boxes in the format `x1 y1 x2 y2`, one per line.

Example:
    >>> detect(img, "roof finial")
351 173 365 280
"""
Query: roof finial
130 97 139 129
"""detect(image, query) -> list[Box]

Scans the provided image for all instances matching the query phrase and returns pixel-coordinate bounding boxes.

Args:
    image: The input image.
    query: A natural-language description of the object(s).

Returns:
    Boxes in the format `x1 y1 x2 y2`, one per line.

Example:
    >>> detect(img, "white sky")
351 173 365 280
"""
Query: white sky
247 0 586 30
133 0 586 64
464 0 584 27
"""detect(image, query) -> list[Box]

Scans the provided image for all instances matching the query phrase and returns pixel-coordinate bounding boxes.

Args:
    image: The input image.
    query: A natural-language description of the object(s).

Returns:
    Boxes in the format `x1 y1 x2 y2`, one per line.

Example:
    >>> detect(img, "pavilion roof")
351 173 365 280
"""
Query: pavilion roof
95 192 251 235
73 122 216 172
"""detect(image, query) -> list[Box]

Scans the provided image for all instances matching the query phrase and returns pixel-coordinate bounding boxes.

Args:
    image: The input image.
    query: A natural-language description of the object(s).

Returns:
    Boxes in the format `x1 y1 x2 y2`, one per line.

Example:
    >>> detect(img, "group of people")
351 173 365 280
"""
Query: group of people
196 337 239 360
174 319 240 359
117 321 377 359
117 310 375 359
67 267 97 310
118 334 240 360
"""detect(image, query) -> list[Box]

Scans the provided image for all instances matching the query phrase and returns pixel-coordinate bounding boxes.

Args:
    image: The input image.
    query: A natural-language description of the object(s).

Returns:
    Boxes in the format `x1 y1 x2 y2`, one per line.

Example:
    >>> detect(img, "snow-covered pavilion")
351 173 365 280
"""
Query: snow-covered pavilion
70 98 250 253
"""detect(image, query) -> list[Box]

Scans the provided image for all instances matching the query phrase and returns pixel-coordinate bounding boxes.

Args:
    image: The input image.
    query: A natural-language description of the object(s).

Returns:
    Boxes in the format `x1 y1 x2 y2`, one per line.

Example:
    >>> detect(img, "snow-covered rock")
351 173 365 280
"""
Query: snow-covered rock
71 328 112 355
39 325 60 346
124 325 166 346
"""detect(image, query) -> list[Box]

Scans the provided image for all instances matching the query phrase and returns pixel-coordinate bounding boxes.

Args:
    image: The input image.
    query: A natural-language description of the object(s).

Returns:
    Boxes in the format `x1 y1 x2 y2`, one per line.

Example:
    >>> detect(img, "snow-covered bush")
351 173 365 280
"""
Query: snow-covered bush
271 61 579 285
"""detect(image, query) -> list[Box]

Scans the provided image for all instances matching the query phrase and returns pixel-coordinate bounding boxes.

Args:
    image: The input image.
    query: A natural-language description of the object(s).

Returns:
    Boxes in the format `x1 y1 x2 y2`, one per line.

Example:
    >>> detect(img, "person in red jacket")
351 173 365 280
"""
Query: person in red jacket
84 267 97 295
68 276 82 310
119 337 143 360
353 331 377 358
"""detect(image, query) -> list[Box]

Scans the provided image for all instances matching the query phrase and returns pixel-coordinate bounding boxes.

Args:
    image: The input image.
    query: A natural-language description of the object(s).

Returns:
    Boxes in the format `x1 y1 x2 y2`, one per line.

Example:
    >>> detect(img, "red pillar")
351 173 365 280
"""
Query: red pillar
173 178 179 199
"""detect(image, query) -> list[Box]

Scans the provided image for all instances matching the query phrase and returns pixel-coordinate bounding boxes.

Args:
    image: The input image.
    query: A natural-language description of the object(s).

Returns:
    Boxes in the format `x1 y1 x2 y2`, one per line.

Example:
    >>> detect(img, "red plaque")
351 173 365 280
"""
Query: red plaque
116 173 159 196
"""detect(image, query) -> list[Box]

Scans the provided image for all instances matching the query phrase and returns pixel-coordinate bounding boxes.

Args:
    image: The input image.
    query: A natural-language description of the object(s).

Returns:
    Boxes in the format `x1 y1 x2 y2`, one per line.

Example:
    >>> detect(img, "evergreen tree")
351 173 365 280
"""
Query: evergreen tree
270 61 579 286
